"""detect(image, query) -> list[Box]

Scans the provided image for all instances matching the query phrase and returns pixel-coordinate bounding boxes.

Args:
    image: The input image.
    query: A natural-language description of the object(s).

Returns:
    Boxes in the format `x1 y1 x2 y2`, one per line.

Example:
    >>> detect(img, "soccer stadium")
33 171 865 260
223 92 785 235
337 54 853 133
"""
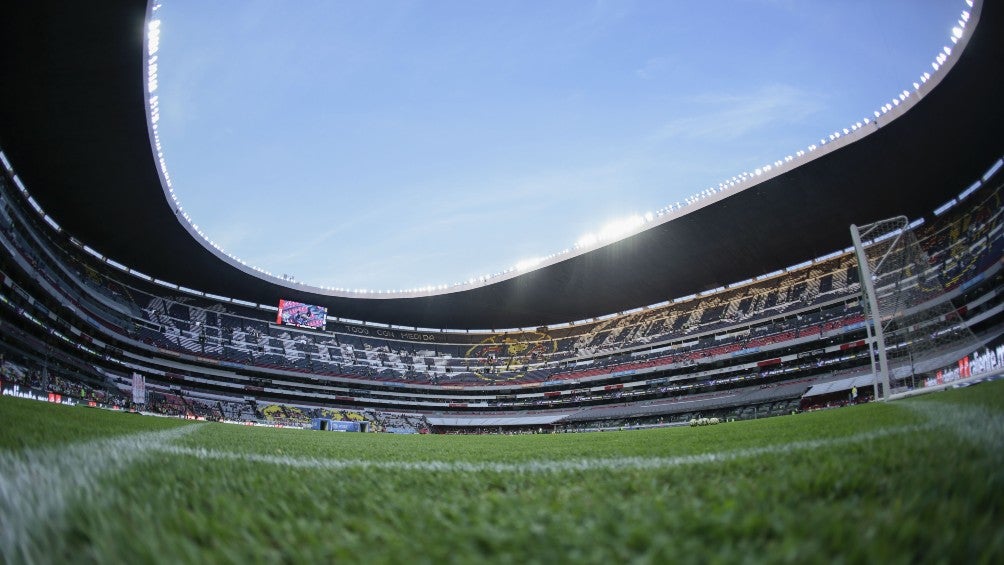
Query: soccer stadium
1 0 1002 562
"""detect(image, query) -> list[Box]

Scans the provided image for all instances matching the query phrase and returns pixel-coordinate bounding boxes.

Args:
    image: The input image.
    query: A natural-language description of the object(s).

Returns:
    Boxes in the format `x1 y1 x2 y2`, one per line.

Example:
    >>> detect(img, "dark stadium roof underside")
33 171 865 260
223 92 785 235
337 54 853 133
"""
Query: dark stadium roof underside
1 1 1002 330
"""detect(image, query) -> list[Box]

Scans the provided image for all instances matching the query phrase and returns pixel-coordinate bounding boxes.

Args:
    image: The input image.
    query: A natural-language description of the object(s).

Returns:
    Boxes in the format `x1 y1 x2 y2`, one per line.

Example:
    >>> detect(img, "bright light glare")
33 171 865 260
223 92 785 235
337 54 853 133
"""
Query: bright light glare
515 257 544 271
576 215 648 249
576 233 598 248
598 215 645 241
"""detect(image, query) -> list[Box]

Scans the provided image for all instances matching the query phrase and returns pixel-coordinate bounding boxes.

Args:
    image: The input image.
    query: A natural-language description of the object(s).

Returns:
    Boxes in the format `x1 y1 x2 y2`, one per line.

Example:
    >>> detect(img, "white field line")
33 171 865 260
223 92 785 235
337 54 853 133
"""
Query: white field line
0 425 199 564
154 423 932 474
900 399 1004 455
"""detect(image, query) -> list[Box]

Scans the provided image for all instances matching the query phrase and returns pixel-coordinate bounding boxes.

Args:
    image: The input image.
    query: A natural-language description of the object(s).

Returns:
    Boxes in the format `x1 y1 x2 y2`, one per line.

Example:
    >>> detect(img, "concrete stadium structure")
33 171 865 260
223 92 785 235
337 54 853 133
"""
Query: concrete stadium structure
0 0 1001 431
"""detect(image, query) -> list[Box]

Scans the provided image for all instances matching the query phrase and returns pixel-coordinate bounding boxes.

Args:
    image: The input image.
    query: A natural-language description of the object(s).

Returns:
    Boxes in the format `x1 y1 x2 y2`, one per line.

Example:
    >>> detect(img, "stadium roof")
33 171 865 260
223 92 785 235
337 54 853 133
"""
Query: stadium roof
1 1 1001 330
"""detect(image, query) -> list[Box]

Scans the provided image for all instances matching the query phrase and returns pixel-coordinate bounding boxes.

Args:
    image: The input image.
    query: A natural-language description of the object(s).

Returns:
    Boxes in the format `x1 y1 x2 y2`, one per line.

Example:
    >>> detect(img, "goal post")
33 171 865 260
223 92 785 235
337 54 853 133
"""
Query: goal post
850 218 902 400
849 216 979 400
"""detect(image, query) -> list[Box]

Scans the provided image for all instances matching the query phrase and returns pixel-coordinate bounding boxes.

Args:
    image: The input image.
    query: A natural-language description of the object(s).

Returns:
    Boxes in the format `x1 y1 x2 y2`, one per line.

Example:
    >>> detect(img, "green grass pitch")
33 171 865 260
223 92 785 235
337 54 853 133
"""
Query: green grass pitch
2 381 1003 563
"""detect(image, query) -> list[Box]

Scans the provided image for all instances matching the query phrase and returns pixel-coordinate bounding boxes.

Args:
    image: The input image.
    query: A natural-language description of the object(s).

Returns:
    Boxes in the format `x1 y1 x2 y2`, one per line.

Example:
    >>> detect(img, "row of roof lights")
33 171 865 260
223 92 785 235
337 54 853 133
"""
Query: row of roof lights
143 0 975 296
8 148 1004 331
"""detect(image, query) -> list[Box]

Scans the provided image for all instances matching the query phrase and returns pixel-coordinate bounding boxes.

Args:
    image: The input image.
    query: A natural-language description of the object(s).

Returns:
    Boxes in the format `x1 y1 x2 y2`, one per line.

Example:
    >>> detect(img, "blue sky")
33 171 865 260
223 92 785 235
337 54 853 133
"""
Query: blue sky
154 0 966 292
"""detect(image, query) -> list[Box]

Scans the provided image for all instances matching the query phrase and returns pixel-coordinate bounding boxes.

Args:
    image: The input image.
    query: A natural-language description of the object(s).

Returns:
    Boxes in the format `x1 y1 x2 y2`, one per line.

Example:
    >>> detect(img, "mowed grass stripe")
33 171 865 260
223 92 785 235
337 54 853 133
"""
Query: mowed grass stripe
49 410 1004 564
172 401 926 463
154 422 932 474
0 395 193 452
3 380 1003 562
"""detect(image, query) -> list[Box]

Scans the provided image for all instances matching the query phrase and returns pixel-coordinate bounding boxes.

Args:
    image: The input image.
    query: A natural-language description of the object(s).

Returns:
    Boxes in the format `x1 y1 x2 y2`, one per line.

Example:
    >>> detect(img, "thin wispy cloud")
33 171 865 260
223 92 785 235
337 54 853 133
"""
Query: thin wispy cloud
635 56 673 80
651 84 824 143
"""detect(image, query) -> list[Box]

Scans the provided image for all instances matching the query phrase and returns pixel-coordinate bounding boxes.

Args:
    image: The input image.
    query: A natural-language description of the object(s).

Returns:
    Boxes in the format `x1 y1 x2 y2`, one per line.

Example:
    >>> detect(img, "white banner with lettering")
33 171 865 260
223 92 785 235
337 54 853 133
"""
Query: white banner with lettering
132 372 146 405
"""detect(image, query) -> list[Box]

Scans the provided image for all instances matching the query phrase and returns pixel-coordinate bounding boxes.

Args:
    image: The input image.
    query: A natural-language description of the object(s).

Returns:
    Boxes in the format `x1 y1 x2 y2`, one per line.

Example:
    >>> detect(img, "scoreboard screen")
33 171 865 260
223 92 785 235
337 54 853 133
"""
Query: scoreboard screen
276 299 327 330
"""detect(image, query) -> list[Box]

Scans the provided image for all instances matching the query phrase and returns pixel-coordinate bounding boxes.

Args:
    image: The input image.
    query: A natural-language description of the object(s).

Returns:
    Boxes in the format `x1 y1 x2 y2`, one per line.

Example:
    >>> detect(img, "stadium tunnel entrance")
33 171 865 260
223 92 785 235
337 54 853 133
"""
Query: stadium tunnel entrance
311 418 368 432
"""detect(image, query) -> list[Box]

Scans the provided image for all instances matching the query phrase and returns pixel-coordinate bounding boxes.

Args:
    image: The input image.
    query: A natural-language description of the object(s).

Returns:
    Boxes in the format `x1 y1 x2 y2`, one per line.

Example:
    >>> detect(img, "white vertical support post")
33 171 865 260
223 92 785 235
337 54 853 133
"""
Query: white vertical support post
850 223 891 400
862 316 880 398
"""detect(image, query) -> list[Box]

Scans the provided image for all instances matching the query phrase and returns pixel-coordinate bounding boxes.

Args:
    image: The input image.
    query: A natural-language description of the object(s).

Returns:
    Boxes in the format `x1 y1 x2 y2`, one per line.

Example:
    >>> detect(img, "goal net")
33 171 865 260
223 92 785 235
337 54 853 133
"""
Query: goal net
850 216 980 399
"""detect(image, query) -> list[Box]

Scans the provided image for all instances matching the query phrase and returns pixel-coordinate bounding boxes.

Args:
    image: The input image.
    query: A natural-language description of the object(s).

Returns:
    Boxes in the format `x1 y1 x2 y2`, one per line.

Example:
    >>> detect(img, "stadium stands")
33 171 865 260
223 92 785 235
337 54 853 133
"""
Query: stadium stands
0 135 1002 430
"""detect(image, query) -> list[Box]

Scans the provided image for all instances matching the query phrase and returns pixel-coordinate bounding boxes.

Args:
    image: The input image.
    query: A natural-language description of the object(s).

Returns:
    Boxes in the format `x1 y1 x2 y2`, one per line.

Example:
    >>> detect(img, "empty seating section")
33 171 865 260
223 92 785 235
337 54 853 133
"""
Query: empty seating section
11 193 1004 388
251 402 426 432
118 192 999 392
146 391 187 416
